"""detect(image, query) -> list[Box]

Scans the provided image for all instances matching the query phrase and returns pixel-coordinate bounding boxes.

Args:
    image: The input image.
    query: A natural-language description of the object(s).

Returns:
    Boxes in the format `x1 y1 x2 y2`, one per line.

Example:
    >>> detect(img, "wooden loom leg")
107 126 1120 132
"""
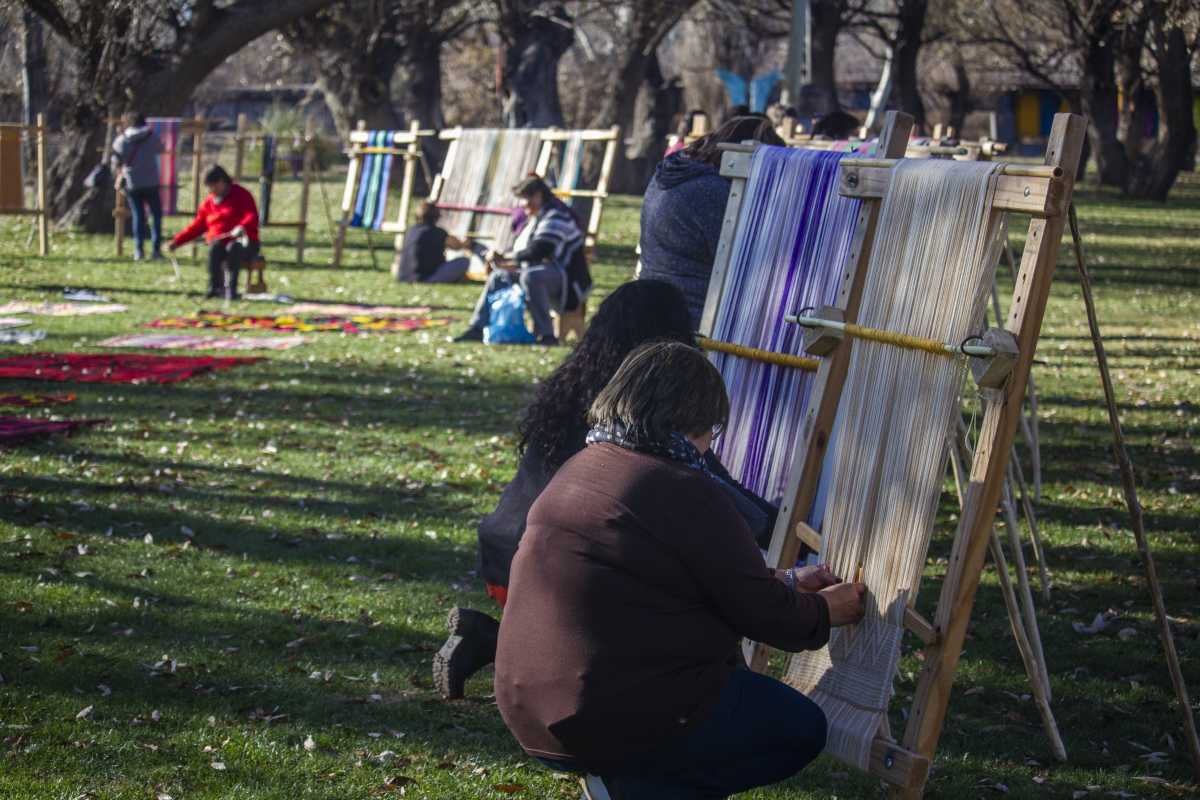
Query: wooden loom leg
36 114 47 256
993 248 1051 600
233 113 247 182
948 429 1065 761
297 117 315 265
391 121 420 279
749 110 915 673
1004 231 1043 500
896 113 1086 799
1067 204 1200 782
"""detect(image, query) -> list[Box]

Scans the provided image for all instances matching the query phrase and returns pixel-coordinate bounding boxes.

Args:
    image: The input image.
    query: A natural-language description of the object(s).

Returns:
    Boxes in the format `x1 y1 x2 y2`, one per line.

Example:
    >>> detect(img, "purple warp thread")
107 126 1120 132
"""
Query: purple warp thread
710 146 862 504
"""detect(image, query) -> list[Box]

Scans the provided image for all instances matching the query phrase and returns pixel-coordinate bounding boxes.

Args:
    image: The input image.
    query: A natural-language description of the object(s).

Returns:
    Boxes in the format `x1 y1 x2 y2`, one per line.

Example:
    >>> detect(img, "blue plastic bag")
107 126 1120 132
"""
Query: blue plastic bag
483 284 536 345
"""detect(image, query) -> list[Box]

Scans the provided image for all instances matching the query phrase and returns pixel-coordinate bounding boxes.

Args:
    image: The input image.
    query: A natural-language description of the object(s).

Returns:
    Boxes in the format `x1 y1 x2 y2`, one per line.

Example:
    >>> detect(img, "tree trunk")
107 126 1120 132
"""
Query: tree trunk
29 0 338 229
19 10 49 127
1079 27 1130 188
804 0 842 114
947 55 970 135
1125 23 1196 201
396 36 444 130
891 0 928 132
504 13 575 128
316 60 403 136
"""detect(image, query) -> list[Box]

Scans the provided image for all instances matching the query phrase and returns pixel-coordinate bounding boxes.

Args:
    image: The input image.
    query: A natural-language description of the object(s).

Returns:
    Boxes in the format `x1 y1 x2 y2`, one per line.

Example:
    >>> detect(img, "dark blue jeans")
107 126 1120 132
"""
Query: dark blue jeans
126 186 163 258
538 669 827 799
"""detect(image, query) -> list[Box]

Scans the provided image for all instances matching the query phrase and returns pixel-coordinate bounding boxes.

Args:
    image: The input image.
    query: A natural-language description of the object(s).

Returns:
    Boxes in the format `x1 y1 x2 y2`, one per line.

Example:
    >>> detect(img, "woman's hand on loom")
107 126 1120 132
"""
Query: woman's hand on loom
792 564 840 592
819 581 867 627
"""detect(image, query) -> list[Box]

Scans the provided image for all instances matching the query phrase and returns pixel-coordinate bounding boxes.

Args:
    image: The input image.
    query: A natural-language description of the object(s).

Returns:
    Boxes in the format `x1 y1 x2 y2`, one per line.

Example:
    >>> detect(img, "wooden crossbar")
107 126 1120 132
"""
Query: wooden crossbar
0 116 50 256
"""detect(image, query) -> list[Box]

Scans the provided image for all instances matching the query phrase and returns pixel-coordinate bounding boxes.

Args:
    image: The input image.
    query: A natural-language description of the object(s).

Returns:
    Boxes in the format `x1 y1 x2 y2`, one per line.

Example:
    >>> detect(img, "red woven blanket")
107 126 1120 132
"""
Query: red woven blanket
0 353 259 384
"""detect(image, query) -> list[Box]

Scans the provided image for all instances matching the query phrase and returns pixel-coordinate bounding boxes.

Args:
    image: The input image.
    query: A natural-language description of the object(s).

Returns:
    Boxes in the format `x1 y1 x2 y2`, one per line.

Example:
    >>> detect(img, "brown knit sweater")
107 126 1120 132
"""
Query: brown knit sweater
494 443 830 770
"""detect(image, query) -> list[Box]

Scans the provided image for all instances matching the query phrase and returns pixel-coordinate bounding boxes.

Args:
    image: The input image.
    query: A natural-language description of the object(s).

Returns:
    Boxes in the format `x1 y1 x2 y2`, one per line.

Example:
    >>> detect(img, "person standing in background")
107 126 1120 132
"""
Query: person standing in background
111 112 164 262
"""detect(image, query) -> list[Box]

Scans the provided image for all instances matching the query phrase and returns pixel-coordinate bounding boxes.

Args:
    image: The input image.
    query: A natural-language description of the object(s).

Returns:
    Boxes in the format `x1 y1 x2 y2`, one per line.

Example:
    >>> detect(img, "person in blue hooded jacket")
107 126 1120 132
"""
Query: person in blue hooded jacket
638 116 785 329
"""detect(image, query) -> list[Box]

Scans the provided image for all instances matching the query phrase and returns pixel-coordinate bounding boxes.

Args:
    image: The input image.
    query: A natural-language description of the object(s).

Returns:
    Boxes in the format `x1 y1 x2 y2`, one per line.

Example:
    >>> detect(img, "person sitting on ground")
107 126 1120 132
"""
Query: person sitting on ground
495 340 866 800
111 112 164 262
168 165 260 301
811 110 862 140
638 116 785 328
392 201 480 283
434 280 780 700
454 176 583 346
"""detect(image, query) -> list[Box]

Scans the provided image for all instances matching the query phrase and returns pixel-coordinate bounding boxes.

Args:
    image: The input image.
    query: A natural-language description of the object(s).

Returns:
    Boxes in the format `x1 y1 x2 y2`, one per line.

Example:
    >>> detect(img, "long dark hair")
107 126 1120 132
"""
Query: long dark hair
518 280 695 469
683 115 785 168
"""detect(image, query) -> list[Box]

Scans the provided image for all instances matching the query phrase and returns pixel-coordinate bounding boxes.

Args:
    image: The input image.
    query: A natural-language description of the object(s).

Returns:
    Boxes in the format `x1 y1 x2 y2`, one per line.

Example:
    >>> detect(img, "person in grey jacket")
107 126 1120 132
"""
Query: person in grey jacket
111 112 164 261
638 116 784 328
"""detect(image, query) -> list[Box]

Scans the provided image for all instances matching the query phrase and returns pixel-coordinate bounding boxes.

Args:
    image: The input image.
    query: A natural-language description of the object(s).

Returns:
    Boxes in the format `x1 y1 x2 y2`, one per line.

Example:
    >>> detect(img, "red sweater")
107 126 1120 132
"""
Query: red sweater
172 183 259 247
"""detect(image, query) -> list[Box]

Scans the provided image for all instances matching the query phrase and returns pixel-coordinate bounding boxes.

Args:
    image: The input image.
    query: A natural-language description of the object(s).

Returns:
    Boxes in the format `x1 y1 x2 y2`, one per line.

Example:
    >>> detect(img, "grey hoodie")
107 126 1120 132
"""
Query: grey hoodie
111 126 163 190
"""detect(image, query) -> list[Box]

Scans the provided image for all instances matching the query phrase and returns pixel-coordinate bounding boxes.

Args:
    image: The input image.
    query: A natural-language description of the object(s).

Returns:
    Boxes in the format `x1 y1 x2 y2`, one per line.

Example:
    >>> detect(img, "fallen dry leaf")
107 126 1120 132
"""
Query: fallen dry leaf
492 783 526 794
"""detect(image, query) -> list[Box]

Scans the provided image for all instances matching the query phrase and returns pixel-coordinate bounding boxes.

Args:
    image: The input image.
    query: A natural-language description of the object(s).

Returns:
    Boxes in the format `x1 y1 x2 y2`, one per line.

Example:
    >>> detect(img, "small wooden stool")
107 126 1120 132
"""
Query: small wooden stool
244 256 268 294
552 301 587 343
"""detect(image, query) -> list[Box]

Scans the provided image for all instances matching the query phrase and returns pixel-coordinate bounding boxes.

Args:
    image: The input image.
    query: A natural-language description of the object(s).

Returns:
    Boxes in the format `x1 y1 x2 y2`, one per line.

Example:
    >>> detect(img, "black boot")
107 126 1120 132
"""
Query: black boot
433 607 499 699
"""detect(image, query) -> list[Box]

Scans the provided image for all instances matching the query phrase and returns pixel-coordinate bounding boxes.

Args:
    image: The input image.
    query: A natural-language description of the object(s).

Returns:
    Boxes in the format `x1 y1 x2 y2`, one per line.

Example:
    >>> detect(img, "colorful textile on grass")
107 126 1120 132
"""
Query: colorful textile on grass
350 130 398 230
0 317 31 329
147 117 181 214
708 146 862 504
0 302 127 316
0 416 105 445
278 303 432 317
148 310 451 334
99 333 307 351
0 329 46 345
0 393 75 408
0 353 258 384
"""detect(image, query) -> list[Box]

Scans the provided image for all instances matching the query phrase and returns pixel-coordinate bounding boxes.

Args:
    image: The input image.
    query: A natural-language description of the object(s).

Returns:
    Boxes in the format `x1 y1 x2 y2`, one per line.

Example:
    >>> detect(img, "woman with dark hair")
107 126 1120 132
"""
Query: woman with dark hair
454 175 585 346
392 200 478 283
496 341 865 799
168 165 260 300
638 116 786 327
434 280 778 699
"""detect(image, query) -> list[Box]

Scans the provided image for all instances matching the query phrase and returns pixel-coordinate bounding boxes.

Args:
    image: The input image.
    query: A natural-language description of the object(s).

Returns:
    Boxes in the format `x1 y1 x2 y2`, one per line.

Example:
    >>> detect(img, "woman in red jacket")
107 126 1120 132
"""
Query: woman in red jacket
168 165 260 300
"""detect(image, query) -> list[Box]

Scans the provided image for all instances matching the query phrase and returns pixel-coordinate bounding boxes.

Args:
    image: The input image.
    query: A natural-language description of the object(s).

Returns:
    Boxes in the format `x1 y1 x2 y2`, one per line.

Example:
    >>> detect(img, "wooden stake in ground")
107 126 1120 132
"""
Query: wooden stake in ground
1068 204 1200 782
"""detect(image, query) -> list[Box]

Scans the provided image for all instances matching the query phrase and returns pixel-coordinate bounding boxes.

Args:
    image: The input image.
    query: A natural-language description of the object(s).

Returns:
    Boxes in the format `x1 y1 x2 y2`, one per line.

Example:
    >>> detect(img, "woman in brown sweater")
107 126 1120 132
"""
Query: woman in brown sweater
495 341 867 800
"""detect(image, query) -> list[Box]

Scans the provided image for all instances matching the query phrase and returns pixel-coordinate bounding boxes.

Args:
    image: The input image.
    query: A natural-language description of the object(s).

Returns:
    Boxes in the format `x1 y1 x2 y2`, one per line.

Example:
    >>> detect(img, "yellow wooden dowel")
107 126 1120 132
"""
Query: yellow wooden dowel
697 335 819 371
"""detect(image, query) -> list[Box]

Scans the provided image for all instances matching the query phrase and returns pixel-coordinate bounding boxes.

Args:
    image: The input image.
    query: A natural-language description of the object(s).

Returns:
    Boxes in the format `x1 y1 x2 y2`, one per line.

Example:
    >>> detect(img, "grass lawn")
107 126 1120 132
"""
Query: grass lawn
0 169 1197 800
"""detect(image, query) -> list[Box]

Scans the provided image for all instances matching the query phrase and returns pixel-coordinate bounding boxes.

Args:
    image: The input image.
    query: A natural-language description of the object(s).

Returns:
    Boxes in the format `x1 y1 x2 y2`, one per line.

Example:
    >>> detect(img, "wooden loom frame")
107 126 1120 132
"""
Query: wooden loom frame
431 126 620 254
231 113 317 264
331 120 429 269
114 115 208 258
0 115 50 256
702 110 1087 797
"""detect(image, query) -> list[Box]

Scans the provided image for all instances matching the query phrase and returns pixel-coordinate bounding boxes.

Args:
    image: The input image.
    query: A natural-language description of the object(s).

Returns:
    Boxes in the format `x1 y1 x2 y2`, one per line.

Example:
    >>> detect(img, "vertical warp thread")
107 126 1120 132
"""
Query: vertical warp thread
785 159 1006 769
709 146 862 503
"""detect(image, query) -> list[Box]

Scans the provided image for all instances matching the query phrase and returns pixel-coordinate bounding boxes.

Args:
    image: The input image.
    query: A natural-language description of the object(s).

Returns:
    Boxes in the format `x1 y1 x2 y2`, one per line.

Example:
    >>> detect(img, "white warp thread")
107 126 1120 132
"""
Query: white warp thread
785 159 1005 769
